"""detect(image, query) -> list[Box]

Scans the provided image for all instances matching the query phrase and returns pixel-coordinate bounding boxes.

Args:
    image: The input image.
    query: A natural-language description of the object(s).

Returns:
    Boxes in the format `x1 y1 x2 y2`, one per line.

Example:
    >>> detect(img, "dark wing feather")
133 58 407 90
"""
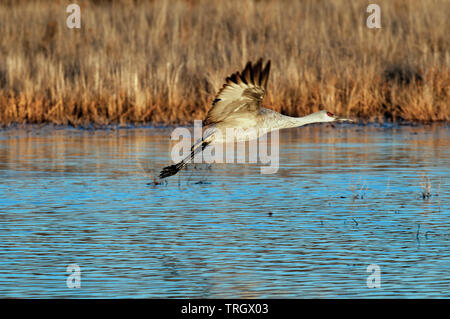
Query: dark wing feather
204 59 271 125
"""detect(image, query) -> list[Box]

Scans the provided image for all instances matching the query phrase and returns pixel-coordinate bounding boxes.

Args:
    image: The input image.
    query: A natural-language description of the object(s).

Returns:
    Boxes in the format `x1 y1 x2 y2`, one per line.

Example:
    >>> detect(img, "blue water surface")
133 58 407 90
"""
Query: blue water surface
0 124 448 298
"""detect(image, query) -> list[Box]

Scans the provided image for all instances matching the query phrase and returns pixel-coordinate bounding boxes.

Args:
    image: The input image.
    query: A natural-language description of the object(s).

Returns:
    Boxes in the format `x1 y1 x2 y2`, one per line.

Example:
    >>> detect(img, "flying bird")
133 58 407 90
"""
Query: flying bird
159 59 353 178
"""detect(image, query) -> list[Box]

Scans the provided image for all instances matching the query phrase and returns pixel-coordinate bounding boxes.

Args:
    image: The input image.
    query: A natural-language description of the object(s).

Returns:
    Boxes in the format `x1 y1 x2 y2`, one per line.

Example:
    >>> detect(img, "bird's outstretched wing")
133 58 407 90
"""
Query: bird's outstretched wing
204 59 271 125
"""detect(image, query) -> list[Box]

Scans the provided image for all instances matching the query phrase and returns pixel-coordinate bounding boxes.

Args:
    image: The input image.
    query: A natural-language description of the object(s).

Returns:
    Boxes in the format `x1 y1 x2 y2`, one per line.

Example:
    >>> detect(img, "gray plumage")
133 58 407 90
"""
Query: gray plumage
159 59 353 178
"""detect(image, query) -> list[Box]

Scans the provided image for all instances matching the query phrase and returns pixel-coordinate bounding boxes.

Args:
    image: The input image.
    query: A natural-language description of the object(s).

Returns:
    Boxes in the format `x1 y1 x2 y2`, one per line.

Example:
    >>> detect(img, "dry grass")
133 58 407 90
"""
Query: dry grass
0 0 449 126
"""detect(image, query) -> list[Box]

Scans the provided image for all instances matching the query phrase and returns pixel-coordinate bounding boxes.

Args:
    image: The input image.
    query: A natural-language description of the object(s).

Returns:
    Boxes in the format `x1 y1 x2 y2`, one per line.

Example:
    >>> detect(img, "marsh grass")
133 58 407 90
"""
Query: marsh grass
350 177 368 200
0 0 449 126
420 175 432 199
419 174 441 200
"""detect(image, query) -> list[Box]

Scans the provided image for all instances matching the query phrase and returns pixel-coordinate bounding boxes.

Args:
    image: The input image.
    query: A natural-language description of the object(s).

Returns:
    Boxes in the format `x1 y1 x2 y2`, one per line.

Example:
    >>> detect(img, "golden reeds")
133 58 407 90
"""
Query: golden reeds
0 0 448 126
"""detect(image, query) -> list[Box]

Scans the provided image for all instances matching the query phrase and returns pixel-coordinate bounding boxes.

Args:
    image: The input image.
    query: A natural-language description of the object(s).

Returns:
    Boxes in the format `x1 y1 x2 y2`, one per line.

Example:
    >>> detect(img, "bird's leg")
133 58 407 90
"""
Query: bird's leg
159 140 211 179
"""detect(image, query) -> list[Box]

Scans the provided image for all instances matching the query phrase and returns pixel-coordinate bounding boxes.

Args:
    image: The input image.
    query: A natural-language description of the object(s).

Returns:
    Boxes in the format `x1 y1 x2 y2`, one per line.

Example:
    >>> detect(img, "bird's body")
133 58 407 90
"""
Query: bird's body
203 108 328 144
159 59 352 179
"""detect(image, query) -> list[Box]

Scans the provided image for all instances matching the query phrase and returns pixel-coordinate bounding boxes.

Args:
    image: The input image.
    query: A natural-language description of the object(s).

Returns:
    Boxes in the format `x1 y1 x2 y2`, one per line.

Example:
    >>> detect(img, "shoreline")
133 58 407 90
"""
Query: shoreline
1 120 449 133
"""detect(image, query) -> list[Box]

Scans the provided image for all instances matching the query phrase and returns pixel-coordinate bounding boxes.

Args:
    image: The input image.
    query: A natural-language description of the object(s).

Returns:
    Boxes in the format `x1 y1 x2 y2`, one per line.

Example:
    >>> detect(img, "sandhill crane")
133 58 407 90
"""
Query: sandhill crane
159 59 353 178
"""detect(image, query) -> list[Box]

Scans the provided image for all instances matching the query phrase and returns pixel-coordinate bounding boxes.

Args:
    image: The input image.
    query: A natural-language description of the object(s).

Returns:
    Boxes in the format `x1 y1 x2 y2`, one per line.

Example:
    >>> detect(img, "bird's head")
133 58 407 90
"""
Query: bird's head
316 110 354 123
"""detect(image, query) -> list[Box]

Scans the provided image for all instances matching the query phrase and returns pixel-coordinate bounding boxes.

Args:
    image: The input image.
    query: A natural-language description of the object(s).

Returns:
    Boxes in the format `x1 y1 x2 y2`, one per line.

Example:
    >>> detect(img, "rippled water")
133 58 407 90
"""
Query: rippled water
0 124 449 298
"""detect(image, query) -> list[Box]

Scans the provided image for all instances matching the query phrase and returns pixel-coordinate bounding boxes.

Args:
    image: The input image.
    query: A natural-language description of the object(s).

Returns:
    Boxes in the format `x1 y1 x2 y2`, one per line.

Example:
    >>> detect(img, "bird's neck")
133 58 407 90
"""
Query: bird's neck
279 113 321 129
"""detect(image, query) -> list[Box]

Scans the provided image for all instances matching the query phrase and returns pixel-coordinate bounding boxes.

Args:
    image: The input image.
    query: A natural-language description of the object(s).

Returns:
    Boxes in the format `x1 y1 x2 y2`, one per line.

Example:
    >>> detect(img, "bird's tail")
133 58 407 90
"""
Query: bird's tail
159 140 211 179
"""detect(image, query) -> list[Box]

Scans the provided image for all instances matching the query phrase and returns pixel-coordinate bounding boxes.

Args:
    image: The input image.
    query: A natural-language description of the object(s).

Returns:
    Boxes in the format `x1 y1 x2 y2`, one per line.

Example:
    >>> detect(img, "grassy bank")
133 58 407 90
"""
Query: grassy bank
0 0 449 126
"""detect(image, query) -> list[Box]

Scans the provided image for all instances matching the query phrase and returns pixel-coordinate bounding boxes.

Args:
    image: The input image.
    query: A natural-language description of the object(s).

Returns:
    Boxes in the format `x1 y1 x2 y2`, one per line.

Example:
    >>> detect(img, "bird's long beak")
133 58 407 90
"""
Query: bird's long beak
335 116 354 122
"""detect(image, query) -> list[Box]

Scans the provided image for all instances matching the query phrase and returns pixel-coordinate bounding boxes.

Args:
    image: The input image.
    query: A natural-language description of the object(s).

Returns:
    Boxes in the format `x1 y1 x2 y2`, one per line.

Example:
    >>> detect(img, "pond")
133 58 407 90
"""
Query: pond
0 124 448 298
